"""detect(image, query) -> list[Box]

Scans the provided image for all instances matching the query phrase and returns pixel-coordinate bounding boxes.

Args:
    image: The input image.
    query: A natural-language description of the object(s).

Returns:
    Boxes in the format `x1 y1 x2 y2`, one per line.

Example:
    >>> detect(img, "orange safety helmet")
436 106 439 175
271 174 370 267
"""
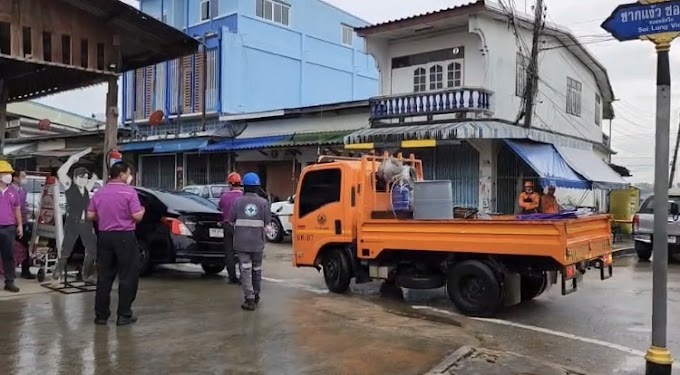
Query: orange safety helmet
227 172 242 186
523 181 534 188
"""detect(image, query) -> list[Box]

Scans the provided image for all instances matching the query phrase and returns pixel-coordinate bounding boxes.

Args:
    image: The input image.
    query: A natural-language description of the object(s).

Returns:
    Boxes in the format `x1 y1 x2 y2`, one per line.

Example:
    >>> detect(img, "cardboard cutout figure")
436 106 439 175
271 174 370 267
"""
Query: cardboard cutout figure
52 148 98 283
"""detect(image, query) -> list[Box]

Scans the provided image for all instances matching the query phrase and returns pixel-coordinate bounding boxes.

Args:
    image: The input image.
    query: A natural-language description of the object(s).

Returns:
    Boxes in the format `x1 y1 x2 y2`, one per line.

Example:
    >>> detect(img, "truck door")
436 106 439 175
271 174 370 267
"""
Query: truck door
292 166 352 267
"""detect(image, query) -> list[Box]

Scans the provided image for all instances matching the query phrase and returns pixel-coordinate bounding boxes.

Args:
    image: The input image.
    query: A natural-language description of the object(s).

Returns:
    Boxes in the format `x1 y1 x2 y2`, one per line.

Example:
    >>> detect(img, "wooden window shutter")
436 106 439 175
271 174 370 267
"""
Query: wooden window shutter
181 55 193 114
144 65 154 118
193 52 205 113
135 68 145 120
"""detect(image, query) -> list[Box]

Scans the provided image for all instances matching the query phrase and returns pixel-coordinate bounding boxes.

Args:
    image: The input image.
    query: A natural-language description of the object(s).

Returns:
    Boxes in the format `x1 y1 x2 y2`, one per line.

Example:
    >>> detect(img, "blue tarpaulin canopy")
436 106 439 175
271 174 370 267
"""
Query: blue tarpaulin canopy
504 140 590 190
201 135 287 152
153 138 208 153
118 140 159 152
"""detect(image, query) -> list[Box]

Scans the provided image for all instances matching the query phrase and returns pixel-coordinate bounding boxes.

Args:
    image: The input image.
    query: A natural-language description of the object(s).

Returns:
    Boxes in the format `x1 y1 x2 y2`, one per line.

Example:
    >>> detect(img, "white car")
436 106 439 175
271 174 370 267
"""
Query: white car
267 195 294 243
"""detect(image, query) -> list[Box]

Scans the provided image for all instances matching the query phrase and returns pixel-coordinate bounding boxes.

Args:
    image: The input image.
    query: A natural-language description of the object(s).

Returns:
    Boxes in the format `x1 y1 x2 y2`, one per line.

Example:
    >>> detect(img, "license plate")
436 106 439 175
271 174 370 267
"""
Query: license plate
209 228 224 238
670 236 677 244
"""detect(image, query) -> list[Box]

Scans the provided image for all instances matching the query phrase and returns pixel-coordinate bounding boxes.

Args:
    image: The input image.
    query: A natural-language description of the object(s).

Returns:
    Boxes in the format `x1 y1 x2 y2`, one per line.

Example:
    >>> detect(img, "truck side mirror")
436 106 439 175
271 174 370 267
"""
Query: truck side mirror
671 202 679 216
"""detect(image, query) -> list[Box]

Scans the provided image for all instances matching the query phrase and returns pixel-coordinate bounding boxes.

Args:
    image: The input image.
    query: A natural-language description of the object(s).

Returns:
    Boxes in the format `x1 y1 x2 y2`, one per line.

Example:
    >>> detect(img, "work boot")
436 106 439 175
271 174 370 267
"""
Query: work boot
254 294 260 304
4 283 20 293
229 277 241 285
241 299 256 311
94 317 108 326
116 316 138 326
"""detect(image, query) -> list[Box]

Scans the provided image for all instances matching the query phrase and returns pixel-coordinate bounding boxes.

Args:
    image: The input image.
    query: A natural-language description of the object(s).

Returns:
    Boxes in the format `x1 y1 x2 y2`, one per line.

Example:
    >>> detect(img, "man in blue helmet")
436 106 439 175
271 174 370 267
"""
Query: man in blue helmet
229 172 271 311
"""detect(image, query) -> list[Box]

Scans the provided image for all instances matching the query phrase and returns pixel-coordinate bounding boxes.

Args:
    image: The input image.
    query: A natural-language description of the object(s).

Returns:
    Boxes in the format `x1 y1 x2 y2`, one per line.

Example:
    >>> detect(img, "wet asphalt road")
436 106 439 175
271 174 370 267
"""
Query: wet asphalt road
1 242 679 374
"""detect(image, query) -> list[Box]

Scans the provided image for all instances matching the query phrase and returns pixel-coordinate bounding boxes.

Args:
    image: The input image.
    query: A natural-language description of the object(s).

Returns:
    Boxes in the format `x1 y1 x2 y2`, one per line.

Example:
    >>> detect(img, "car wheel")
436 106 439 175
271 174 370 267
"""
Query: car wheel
447 260 503 318
201 262 225 275
322 250 352 293
138 242 152 277
267 216 285 243
635 241 652 261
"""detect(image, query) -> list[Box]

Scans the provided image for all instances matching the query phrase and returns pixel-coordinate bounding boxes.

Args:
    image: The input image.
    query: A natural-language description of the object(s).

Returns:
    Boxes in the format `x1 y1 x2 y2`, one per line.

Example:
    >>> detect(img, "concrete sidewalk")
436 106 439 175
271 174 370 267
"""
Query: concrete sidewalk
426 346 588 375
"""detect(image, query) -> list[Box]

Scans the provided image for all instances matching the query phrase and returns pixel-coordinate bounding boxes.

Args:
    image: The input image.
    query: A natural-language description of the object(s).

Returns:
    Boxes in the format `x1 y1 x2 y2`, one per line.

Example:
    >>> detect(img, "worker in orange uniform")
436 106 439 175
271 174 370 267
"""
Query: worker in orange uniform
541 184 561 214
518 181 540 214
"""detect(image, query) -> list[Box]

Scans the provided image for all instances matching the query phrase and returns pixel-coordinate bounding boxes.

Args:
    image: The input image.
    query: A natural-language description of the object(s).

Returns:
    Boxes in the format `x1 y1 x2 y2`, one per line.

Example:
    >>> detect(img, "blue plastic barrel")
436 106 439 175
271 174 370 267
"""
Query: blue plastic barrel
391 184 411 211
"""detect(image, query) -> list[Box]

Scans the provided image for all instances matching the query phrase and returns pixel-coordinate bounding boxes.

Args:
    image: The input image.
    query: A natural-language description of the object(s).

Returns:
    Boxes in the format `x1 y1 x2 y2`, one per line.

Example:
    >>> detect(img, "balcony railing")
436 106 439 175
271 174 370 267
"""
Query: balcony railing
369 87 493 122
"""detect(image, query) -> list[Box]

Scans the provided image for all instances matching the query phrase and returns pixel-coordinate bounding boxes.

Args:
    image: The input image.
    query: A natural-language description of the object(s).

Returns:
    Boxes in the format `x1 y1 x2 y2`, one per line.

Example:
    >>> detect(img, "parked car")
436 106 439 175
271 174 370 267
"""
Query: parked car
267 195 294 243
182 184 229 205
633 191 680 262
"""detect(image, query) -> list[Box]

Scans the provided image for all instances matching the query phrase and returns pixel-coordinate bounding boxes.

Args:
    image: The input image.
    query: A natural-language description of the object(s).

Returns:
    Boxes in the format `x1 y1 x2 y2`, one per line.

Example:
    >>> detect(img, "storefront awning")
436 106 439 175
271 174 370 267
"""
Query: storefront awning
201 135 287 152
153 138 209 154
119 140 159 152
504 140 590 190
273 131 351 148
555 146 629 190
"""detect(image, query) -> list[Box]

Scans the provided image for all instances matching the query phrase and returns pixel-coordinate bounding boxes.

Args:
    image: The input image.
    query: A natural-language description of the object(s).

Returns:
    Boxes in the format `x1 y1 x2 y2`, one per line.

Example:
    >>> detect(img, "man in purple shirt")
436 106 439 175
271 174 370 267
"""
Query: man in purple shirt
11 168 34 279
87 162 145 326
219 172 243 284
0 161 22 292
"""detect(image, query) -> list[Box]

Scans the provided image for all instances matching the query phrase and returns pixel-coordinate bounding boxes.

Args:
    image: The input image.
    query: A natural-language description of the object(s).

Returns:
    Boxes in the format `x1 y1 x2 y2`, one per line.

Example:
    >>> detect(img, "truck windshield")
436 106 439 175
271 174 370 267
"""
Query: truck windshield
639 196 680 214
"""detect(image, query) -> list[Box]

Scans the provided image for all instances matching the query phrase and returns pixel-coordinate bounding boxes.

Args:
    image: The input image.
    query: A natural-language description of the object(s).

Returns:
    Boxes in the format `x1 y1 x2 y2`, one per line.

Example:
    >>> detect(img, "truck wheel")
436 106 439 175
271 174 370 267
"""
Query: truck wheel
447 260 503 318
635 241 652 261
322 250 352 293
266 217 285 243
521 274 547 301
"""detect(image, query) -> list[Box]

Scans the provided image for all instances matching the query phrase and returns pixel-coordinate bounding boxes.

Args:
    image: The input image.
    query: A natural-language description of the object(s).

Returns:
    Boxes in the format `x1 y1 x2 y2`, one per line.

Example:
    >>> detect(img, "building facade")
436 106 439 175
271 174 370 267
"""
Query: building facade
345 1 627 213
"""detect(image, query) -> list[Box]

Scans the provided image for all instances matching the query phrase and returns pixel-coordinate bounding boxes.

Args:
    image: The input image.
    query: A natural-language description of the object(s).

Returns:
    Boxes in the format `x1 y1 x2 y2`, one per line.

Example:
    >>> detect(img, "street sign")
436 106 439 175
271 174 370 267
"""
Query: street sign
601 0 680 41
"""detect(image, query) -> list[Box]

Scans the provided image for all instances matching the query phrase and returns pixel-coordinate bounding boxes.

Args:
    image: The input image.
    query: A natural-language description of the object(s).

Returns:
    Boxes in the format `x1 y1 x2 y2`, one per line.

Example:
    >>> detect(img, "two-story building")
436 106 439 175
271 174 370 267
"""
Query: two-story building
119 0 379 189
344 0 629 213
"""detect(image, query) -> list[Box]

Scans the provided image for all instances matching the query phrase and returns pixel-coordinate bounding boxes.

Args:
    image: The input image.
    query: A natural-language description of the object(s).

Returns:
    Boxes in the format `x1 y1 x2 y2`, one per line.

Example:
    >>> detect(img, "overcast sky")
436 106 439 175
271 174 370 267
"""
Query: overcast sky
36 0 669 183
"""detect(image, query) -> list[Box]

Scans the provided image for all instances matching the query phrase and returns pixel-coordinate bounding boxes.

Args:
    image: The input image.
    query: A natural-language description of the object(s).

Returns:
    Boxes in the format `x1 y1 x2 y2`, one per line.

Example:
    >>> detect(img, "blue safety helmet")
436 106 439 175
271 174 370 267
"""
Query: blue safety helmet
242 172 261 187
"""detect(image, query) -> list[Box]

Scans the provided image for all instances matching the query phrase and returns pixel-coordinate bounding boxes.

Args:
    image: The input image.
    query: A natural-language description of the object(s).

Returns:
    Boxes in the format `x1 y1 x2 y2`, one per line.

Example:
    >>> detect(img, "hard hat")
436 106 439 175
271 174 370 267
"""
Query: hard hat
227 172 242 185
0 160 14 174
242 172 261 187
523 181 534 188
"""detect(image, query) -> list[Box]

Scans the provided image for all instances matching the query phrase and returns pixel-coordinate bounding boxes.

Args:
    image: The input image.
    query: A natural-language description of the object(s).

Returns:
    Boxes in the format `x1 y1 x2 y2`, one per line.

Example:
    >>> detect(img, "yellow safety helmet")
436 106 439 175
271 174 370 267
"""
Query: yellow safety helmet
0 160 14 174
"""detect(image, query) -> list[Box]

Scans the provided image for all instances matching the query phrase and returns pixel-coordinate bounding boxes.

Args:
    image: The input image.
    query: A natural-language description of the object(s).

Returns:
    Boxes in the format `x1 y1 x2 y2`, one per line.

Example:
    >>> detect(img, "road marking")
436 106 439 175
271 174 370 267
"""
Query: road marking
262 277 329 295
411 305 646 357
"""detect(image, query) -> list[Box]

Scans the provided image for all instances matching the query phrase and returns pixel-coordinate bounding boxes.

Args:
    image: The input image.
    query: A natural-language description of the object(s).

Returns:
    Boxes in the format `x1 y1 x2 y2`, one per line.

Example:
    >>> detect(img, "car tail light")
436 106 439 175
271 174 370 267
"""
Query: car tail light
163 217 193 236
632 214 640 233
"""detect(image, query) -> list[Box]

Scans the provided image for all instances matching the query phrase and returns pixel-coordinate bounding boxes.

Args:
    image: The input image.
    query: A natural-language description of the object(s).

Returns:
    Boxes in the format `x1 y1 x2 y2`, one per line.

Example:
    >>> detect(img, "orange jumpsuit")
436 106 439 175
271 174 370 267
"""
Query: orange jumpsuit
518 192 540 214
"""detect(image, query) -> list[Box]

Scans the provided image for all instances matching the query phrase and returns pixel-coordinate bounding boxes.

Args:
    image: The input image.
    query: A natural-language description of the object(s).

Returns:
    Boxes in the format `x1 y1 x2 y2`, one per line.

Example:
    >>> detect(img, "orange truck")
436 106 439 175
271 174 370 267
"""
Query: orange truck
291 153 614 317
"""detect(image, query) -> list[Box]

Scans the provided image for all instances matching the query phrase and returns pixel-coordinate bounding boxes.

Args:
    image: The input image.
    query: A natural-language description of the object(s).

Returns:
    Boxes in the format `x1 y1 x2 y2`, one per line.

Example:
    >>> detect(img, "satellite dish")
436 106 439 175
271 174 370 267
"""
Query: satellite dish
37 119 50 131
149 110 164 126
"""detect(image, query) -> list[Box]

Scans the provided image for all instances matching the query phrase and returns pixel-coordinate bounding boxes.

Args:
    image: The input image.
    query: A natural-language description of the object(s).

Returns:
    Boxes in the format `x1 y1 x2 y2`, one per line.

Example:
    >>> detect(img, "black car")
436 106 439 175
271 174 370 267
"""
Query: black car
135 187 228 276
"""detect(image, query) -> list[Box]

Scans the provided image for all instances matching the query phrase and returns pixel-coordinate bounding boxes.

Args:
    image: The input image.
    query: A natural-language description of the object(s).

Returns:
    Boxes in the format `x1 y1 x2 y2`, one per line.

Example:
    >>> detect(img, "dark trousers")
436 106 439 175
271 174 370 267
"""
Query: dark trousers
19 223 31 273
54 220 97 280
0 225 16 284
95 231 139 319
223 223 238 280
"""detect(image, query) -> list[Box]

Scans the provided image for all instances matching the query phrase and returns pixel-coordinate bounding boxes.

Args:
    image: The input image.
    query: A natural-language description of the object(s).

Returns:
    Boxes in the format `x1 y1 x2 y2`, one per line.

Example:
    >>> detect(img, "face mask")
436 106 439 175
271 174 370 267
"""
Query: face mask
1 175 12 184
126 175 133 185
74 176 88 187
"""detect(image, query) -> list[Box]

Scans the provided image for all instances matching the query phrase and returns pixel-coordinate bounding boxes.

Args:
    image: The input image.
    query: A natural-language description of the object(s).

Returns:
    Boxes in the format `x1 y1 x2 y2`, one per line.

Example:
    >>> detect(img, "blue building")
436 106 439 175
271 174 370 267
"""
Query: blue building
121 0 378 122
120 0 378 192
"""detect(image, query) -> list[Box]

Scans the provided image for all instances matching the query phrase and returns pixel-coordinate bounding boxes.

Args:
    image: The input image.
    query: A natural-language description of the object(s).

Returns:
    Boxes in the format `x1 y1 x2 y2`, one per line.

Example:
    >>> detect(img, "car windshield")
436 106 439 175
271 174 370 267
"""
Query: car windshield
155 190 219 211
211 185 229 197
25 178 45 194
639 196 680 214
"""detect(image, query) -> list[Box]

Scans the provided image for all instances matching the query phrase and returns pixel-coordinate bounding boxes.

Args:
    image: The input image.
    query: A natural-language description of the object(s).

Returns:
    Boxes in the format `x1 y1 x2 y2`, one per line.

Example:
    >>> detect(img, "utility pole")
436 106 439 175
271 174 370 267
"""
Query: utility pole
523 0 544 128
669 119 680 188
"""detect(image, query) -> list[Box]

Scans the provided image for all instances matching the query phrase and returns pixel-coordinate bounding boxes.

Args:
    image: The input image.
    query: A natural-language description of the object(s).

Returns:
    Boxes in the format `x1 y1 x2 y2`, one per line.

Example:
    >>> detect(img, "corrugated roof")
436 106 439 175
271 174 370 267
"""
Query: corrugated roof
355 1 484 34
273 130 352 148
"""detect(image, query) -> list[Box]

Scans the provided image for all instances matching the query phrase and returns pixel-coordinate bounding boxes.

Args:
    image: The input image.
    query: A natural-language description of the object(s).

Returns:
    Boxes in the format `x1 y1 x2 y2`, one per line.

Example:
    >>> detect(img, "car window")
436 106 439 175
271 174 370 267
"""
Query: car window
153 191 219 212
211 186 228 197
298 168 341 217
25 178 45 194
200 187 210 198
639 196 680 214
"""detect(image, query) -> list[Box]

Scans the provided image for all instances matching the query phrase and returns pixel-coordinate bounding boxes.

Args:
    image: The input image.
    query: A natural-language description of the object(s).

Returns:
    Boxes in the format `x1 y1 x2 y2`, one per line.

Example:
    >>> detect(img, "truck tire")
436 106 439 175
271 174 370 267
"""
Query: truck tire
447 260 503 318
635 241 652 261
521 273 547 301
322 250 352 293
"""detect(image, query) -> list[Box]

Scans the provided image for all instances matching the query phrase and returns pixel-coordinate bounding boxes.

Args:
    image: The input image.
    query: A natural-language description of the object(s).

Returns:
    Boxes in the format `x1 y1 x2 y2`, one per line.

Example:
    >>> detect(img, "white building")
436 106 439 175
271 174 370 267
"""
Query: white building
345 0 628 213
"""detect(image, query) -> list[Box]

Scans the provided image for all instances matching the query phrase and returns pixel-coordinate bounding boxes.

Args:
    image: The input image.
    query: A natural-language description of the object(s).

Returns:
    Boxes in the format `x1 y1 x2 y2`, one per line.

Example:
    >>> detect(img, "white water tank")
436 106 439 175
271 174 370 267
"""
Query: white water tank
413 180 454 220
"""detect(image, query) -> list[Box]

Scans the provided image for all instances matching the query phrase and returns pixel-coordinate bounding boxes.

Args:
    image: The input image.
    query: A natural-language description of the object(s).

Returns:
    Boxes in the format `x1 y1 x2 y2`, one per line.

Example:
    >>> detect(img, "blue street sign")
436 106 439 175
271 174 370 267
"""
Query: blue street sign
601 1 680 41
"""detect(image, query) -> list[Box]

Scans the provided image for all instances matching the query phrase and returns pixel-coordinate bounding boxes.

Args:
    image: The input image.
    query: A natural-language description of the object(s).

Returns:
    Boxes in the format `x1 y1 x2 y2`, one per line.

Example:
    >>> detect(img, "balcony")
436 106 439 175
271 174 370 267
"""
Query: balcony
369 87 493 124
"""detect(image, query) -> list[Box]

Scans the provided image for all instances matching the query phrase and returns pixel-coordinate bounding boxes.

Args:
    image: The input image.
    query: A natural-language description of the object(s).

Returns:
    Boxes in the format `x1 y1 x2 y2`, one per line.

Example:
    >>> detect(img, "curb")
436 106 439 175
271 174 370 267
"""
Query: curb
423 346 474 375
612 246 635 258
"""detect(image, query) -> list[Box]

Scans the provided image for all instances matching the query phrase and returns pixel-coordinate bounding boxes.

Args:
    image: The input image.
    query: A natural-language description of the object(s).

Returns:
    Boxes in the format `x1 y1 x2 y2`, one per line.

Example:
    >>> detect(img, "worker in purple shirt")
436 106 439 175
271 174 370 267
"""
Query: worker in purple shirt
87 162 145 326
0 161 23 293
219 172 243 284
11 168 34 279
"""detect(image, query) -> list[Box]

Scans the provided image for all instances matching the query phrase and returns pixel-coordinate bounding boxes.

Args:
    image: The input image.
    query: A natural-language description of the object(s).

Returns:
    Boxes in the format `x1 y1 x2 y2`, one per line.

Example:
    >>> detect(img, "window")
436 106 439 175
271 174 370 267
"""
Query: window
639 196 680 214
595 94 602 126
413 67 426 92
298 169 341 217
61 35 71 64
429 65 443 90
80 39 88 68
200 0 211 21
210 186 229 198
566 77 582 117
341 24 353 46
42 32 52 61
22 27 32 57
256 0 290 26
96 43 105 70
515 53 530 97
447 62 462 88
